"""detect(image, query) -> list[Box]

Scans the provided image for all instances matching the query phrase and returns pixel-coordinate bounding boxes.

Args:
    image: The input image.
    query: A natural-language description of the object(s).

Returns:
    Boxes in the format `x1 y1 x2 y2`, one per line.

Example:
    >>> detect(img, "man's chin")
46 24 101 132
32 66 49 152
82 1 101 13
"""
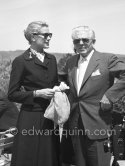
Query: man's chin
44 45 49 49
44 47 49 49
79 50 87 54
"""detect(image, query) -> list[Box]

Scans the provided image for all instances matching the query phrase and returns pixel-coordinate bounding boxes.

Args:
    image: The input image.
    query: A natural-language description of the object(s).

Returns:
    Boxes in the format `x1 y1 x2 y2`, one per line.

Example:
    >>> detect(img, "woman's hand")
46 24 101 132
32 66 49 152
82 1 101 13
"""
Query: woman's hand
53 82 70 92
35 88 55 99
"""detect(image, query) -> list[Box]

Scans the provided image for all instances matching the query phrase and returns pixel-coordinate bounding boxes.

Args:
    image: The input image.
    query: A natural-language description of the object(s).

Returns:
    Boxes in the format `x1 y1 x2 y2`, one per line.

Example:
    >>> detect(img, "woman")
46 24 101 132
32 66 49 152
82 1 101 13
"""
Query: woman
8 21 60 166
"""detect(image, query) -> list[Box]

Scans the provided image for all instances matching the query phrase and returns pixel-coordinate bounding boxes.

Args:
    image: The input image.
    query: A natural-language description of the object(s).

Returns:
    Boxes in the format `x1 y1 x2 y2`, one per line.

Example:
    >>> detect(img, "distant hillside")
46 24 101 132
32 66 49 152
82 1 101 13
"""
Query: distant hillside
0 50 125 62
116 54 125 62
0 50 24 61
0 50 67 63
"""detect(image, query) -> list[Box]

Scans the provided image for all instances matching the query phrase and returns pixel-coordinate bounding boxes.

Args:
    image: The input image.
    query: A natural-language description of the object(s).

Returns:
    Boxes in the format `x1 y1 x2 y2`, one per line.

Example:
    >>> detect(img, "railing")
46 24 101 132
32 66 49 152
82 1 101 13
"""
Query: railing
0 128 16 166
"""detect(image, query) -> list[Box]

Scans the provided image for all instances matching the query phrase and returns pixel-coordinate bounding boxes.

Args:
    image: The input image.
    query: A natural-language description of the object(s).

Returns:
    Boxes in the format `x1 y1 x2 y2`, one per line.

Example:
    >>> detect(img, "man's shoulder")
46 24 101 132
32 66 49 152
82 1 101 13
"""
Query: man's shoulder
95 50 117 61
95 50 114 57
67 54 78 63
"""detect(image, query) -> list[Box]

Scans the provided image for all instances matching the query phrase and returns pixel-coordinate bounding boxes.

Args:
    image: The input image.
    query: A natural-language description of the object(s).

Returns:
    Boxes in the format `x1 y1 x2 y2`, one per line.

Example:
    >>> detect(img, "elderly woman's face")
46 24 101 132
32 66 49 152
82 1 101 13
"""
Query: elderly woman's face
32 26 52 49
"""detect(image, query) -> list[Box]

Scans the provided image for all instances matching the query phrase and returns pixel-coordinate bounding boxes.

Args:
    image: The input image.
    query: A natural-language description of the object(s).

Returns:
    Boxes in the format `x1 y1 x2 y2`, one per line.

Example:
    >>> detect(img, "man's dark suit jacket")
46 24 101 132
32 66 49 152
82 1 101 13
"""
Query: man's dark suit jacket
0 96 19 131
64 50 125 139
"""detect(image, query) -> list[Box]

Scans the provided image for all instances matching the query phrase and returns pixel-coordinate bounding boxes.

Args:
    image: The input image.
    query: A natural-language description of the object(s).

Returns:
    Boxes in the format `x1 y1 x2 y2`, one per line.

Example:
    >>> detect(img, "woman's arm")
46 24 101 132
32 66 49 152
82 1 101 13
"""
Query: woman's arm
8 56 34 104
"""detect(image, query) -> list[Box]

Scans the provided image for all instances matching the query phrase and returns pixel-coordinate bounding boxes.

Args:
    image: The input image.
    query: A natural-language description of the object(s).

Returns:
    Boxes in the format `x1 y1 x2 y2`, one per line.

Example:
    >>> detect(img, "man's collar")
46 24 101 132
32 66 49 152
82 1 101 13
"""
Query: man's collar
79 49 94 62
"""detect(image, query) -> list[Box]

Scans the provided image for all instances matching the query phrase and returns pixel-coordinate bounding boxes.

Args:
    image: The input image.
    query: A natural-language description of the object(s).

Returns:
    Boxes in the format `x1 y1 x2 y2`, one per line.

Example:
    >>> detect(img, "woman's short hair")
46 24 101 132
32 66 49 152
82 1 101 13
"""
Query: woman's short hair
24 21 49 44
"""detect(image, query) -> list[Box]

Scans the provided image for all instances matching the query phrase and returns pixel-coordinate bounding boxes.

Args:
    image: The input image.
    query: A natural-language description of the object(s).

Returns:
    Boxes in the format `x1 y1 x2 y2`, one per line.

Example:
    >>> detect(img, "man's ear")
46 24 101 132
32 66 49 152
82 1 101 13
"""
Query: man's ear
93 39 96 44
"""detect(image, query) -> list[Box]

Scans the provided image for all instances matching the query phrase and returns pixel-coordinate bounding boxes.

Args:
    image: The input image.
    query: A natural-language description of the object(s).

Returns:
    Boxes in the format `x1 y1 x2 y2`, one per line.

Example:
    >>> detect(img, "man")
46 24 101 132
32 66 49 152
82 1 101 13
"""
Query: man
0 93 19 131
63 26 125 166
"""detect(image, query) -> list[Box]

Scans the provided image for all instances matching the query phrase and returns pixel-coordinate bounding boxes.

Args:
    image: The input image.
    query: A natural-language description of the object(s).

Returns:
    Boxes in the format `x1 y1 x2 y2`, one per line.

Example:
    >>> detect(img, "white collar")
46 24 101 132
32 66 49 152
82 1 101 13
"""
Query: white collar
79 49 94 62
30 48 45 62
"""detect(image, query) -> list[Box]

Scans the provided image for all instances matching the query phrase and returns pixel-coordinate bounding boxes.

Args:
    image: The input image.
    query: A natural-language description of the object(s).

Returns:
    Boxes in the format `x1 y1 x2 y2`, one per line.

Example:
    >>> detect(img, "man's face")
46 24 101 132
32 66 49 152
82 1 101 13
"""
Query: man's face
73 30 94 57
32 26 52 49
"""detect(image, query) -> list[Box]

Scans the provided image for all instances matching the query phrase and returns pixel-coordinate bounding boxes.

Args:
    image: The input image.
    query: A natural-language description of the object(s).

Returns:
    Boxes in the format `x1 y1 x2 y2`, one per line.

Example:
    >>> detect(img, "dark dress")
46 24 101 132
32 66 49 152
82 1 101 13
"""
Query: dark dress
8 49 60 166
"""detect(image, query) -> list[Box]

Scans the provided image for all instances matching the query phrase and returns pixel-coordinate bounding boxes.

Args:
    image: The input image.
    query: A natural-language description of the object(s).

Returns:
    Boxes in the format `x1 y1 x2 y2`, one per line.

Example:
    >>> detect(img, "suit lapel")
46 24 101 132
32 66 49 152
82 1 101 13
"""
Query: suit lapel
79 51 100 93
71 54 80 93
71 67 77 92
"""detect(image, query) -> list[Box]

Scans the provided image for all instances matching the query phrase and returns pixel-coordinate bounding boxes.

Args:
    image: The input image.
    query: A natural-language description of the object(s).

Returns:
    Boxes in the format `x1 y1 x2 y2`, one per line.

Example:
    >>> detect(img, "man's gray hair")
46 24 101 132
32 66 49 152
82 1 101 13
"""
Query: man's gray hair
71 26 95 40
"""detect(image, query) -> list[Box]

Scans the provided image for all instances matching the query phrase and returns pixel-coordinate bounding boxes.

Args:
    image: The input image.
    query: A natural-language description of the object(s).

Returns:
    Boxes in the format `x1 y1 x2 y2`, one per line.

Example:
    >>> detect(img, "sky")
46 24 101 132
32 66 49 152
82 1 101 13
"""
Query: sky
0 0 125 54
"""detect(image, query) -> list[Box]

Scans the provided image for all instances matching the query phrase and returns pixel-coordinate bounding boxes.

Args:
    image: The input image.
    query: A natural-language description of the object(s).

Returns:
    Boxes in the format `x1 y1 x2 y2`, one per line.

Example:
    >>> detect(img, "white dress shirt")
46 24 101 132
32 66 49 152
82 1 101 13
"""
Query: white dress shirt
77 50 94 94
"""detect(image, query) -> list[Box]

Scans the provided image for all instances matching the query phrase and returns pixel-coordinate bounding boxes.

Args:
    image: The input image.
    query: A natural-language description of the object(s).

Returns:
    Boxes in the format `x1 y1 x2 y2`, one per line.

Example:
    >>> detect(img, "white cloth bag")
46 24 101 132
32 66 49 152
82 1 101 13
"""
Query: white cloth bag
44 91 70 126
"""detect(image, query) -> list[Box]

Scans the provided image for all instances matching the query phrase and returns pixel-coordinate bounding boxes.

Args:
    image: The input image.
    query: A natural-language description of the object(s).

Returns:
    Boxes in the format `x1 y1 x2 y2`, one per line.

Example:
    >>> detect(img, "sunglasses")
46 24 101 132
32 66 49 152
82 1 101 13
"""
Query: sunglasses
73 38 92 44
33 33 52 39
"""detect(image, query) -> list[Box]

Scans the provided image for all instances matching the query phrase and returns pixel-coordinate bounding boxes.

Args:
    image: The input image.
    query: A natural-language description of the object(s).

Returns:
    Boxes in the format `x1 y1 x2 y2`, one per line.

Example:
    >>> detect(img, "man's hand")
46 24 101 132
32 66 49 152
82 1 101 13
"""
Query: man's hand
100 95 112 111
35 88 55 99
